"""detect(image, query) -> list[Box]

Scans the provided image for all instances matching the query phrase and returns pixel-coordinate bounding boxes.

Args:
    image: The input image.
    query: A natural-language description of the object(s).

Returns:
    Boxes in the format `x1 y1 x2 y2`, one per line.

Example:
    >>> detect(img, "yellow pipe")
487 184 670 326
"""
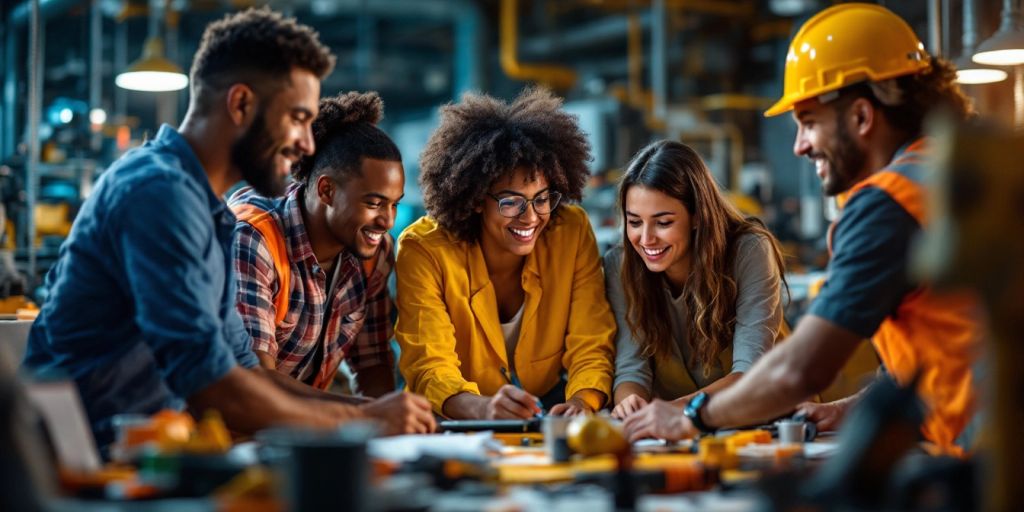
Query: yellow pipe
750 19 793 43
500 0 577 90
623 12 666 132
699 94 774 111
627 14 643 103
724 123 743 193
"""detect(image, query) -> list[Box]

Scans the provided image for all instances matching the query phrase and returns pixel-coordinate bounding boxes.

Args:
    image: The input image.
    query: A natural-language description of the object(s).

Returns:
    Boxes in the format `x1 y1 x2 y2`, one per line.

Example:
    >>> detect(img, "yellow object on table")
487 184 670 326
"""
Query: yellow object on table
724 430 771 451
566 415 628 456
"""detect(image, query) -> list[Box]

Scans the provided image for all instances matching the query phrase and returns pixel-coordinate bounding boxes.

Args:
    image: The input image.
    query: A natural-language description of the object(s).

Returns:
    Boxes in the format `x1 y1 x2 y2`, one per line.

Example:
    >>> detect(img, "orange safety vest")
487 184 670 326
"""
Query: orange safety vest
232 203 293 326
231 202 379 389
829 138 985 455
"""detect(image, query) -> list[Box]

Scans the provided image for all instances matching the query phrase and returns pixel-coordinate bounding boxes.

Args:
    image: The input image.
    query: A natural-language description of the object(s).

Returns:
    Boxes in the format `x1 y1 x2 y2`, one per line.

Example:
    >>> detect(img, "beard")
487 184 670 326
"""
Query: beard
819 120 867 196
231 109 288 198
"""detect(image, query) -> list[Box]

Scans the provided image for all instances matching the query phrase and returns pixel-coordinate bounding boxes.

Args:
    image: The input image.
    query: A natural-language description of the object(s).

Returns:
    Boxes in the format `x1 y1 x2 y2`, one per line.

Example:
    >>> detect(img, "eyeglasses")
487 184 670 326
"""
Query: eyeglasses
486 191 562 218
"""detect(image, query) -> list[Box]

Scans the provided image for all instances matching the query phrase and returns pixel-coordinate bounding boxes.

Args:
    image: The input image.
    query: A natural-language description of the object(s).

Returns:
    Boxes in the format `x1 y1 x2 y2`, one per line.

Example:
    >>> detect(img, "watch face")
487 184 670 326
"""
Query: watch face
687 392 707 413
685 392 711 433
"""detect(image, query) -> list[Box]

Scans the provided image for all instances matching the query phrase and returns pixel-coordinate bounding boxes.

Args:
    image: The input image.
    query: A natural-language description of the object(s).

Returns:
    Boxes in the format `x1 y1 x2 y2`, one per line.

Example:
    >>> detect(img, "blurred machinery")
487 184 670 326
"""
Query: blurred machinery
915 118 1024 511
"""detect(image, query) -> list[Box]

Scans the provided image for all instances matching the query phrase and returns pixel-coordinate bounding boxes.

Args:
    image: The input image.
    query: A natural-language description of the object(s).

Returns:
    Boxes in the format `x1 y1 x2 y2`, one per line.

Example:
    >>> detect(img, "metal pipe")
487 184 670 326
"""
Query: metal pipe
927 0 942 56
1015 66 1024 129
942 0 951 58
163 0 180 124
500 0 577 90
627 14 643 104
25 0 43 285
355 15 376 89
998 0 1023 32
2 21 18 160
89 0 102 151
10 0 82 27
964 0 978 51
114 21 126 121
452 3 482 98
306 0 483 99
570 0 752 17
650 0 667 122
520 13 651 57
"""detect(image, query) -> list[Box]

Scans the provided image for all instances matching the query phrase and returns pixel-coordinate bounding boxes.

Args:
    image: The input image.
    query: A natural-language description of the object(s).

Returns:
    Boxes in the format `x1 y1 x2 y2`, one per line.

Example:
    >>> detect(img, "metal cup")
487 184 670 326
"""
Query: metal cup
776 420 807 445
542 416 573 462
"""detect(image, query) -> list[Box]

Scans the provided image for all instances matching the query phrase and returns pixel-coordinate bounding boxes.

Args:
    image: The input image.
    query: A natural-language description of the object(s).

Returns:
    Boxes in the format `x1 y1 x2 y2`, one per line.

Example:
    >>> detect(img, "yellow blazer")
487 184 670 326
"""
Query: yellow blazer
395 205 616 414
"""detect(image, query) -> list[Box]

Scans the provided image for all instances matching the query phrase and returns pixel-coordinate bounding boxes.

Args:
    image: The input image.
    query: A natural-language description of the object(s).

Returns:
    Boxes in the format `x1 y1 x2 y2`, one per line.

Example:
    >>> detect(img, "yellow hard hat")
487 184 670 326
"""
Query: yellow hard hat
764 3 930 117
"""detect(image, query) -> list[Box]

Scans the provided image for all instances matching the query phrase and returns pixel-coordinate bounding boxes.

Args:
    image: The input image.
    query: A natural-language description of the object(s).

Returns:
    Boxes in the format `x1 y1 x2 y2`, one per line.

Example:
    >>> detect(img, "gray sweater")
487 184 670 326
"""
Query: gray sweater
604 233 784 398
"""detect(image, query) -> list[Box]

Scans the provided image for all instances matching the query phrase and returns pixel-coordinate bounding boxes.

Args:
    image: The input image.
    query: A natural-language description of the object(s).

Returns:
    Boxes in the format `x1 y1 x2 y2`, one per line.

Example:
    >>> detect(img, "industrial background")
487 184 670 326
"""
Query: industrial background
0 0 1018 328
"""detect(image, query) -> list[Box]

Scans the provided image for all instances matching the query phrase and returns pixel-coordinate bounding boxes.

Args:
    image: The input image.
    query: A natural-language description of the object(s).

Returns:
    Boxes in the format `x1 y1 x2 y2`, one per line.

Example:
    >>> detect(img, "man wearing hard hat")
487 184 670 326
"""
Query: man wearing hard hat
623 3 985 455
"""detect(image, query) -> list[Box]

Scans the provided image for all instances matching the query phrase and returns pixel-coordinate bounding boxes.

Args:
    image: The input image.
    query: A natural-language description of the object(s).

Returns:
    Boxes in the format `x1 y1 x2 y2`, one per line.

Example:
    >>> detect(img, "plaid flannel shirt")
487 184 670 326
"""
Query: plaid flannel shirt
230 184 394 388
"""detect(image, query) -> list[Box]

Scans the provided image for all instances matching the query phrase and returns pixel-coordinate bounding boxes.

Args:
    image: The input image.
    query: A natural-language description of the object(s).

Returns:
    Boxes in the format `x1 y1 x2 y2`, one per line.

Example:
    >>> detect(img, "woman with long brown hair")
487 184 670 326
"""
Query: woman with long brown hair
607 140 787 420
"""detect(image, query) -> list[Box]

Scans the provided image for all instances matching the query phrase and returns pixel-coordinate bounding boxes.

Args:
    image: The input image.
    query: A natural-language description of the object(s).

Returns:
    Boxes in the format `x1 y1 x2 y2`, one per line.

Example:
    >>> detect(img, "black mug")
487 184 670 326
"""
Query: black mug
258 422 377 512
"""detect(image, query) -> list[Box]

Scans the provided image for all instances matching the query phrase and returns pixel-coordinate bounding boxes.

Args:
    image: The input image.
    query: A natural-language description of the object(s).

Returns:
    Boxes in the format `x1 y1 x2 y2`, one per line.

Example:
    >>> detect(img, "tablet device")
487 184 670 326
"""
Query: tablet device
437 418 541 433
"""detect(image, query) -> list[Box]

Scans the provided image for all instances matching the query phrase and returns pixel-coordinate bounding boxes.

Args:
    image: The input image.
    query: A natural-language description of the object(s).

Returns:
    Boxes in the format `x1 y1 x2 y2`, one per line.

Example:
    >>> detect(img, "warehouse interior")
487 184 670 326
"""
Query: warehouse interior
1 0 1023 510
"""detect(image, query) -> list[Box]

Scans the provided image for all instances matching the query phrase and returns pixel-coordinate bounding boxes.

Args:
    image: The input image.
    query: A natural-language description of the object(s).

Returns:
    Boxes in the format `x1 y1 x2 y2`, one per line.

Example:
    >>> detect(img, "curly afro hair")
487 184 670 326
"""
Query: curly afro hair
190 8 335 114
293 91 401 188
419 87 592 242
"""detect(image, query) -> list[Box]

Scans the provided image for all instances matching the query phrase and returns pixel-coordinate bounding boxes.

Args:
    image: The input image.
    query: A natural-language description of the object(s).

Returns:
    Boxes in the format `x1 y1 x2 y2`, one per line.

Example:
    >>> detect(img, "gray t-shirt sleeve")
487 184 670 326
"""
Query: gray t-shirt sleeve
603 247 654 393
729 233 784 373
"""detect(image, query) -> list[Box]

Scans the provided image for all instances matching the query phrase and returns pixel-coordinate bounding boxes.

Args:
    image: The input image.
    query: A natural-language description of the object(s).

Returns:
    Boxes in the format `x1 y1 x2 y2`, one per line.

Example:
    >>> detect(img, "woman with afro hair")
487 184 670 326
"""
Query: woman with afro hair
395 88 615 419
230 91 435 435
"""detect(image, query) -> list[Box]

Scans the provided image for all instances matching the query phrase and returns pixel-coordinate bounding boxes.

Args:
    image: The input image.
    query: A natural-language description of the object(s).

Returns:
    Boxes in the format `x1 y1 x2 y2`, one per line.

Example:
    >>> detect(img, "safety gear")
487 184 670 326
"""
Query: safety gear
231 203 379 327
828 139 984 455
764 3 930 117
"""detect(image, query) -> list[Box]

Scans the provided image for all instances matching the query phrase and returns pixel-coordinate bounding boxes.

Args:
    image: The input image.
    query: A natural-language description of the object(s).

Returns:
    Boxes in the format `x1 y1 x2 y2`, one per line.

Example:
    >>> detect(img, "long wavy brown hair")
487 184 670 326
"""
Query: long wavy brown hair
619 141 787 373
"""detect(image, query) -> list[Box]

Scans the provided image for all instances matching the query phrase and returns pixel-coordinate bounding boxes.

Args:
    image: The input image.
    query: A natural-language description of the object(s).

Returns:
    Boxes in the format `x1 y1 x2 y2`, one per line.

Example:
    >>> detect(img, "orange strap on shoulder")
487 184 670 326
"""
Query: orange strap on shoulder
231 204 290 326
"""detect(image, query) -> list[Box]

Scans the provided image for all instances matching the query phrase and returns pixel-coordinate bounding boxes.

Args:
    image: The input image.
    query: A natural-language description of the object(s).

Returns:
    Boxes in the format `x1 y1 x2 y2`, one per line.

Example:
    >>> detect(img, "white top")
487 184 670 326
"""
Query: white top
500 304 526 374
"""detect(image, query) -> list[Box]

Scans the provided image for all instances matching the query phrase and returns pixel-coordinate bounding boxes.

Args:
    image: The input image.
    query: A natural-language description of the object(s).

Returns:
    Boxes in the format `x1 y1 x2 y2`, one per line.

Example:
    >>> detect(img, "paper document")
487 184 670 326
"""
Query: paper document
368 431 501 462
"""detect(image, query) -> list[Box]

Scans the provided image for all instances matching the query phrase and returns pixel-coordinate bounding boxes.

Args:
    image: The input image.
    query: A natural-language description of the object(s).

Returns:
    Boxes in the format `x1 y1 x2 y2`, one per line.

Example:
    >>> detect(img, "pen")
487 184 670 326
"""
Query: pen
500 367 545 417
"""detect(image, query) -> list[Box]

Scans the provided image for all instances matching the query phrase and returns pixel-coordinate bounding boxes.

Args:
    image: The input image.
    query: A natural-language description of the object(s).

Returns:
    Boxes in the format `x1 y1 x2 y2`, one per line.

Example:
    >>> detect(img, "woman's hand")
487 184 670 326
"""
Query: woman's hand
549 396 592 416
611 394 649 420
622 399 696 442
485 385 543 419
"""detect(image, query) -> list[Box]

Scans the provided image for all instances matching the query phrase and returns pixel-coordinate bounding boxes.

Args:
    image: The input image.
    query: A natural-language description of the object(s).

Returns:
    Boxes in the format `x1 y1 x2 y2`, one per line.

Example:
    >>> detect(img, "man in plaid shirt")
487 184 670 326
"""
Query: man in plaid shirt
230 92 434 434
232 182 394 394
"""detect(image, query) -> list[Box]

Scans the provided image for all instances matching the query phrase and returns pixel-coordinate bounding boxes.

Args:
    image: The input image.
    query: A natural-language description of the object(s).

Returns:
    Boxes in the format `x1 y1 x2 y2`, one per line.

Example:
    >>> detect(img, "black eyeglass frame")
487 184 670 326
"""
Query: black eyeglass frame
485 191 563 218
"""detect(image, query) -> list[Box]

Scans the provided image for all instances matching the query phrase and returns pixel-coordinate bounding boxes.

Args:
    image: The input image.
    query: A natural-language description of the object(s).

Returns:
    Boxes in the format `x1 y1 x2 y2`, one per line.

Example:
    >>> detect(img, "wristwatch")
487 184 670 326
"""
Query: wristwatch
683 391 716 434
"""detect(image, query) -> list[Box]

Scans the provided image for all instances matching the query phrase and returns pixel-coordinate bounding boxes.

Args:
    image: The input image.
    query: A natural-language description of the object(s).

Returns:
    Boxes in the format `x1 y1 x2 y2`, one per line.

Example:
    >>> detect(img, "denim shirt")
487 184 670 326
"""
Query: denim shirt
23 125 259 451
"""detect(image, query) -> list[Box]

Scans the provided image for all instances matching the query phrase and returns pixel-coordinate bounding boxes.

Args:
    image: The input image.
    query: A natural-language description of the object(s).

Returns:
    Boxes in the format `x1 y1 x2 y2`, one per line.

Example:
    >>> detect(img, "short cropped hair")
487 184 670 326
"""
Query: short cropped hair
190 8 335 114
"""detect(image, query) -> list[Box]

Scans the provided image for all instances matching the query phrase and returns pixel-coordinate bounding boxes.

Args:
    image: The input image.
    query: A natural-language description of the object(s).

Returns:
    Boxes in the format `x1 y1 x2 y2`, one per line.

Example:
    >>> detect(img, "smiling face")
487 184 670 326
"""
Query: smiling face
319 157 405 260
232 67 320 197
792 97 867 197
478 167 554 259
624 184 694 286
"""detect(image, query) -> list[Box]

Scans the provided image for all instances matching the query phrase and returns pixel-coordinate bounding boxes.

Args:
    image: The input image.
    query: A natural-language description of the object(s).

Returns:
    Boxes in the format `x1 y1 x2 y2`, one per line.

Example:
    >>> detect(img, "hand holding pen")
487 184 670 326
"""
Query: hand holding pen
491 367 544 419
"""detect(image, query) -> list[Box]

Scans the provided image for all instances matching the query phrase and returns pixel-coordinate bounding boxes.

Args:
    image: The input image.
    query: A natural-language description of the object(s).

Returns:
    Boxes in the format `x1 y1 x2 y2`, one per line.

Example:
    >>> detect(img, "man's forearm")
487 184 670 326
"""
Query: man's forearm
189 367 364 434
702 348 815 428
260 367 328 399
260 367 371 404
702 315 863 429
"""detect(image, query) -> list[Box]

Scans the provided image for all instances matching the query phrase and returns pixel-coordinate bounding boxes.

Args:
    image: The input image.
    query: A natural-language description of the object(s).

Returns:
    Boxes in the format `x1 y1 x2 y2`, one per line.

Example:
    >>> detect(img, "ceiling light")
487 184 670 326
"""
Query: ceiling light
973 0 1024 66
115 36 188 92
955 67 1010 84
957 0 1009 84
89 108 107 125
